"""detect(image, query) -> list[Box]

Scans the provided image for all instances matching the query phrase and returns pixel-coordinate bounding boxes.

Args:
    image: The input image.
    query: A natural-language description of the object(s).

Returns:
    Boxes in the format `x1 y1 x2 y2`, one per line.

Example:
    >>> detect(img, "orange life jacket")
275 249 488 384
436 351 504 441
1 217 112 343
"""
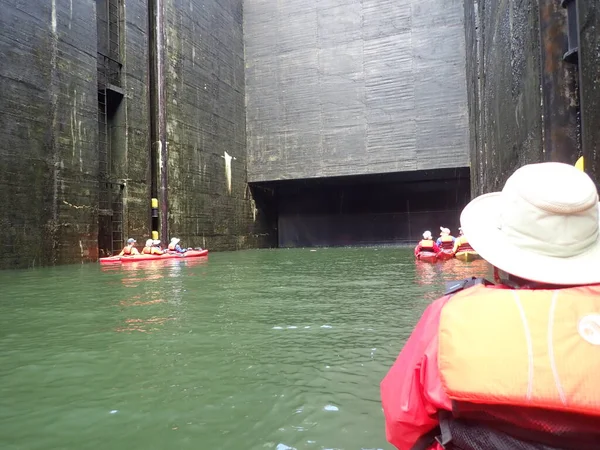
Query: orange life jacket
419 239 435 252
141 246 152 254
436 284 600 446
168 243 176 251
151 247 163 255
122 245 133 255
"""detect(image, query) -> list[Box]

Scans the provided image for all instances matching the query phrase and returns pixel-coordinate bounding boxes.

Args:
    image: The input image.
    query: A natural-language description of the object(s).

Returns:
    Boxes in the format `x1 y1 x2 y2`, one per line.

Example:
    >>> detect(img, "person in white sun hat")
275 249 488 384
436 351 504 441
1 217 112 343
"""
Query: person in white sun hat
381 162 600 450
168 237 186 254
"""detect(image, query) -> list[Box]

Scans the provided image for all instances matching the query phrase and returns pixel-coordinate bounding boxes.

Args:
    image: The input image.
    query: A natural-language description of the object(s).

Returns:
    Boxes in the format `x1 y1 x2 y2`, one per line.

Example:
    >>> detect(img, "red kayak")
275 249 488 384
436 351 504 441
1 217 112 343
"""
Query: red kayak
416 251 437 263
436 249 455 261
99 249 209 264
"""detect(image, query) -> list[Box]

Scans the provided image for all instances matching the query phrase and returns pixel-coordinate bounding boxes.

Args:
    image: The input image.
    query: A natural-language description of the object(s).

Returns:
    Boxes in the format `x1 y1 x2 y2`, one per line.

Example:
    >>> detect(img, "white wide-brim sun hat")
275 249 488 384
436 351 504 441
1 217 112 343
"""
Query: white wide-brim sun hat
460 162 600 285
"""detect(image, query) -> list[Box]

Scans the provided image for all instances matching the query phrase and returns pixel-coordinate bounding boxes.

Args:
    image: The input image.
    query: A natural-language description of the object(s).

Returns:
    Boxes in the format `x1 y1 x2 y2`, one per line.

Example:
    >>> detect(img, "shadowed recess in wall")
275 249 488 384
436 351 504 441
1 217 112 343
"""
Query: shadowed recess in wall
251 168 470 248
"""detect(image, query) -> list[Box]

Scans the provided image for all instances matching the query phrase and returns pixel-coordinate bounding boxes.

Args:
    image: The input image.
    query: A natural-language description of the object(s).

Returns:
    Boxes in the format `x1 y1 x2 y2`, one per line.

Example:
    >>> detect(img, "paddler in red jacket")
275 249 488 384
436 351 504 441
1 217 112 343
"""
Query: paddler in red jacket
381 162 600 450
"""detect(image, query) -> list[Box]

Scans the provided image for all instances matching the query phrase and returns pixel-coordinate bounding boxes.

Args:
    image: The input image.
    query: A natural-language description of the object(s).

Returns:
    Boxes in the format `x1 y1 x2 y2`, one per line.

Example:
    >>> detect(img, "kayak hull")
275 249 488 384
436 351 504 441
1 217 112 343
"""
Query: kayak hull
416 252 437 263
455 250 481 262
99 249 208 264
436 250 455 261
99 256 121 264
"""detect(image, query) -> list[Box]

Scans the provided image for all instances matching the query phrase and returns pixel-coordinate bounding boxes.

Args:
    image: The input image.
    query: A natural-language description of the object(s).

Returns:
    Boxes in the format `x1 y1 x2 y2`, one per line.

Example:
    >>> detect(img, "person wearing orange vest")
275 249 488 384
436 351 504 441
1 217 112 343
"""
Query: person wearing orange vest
436 227 455 250
142 239 164 255
452 227 474 254
414 230 440 257
381 162 600 450
141 239 154 254
118 238 139 256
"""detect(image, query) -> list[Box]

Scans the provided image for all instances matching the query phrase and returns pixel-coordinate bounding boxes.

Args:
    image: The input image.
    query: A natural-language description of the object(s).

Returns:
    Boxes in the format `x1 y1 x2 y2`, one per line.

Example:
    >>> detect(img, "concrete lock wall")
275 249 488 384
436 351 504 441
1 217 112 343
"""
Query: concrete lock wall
0 1 99 268
0 0 270 269
463 0 598 195
120 0 153 242
578 0 600 191
2 0 600 267
244 0 471 181
164 0 263 250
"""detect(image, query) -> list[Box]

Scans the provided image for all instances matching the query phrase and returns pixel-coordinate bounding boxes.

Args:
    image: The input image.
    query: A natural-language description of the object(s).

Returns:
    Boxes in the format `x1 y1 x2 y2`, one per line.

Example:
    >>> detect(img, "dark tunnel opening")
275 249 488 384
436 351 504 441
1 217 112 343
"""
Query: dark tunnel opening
250 167 471 248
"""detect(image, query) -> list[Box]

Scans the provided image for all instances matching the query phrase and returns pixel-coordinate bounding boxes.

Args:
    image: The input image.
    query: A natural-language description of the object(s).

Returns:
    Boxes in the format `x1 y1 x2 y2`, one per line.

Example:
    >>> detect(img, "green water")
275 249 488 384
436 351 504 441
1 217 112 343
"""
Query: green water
0 248 490 450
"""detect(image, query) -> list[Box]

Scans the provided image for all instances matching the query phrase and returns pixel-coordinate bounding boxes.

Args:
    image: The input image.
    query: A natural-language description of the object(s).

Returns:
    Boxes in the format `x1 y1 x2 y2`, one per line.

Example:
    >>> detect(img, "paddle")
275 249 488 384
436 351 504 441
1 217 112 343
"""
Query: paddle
575 156 584 172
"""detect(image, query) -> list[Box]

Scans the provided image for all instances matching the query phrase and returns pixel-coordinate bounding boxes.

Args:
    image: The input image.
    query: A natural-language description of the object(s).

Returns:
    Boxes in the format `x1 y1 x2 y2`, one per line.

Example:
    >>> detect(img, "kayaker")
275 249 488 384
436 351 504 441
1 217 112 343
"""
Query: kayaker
118 238 139 256
381 162 600 450
435 226 455 250
141 239 154 254
414 230 440 257
151 240 164 255
168 237 187 254
452 227 473 254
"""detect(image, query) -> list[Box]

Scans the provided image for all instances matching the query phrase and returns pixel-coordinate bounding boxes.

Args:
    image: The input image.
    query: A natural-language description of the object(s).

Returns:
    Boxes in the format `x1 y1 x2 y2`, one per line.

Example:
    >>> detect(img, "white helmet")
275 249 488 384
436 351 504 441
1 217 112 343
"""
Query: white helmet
423 230 432 240
145 239 153 247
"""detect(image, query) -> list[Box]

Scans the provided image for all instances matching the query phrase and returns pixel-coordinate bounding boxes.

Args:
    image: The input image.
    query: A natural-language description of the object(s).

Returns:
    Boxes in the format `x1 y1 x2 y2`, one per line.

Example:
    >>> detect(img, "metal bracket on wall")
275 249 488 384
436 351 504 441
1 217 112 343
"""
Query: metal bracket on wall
561 0 579 64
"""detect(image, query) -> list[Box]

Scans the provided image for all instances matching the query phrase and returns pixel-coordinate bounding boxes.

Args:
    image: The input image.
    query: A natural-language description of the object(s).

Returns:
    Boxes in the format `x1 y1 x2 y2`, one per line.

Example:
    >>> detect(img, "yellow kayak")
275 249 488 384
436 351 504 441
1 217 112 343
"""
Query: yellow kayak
455 250 481 262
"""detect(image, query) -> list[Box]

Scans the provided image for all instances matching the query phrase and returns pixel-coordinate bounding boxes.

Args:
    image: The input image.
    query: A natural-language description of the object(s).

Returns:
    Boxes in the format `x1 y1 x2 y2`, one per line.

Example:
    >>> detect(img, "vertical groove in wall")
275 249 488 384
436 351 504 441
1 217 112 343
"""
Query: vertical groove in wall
148 0 168 243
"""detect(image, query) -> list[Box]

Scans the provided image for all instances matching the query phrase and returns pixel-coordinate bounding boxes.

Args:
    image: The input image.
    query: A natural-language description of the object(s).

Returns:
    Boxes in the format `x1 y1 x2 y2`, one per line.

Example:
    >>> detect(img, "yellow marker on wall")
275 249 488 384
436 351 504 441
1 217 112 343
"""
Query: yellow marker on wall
151 198 159 241
575 156 584 172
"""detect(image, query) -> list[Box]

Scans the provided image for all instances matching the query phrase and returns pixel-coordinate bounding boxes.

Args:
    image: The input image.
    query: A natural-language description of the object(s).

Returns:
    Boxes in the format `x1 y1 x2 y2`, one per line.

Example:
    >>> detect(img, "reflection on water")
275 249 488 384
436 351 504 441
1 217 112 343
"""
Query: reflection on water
415 258 491 285
0 248 491 450
115 317 176 333
107 259 201 334
415 258 491 301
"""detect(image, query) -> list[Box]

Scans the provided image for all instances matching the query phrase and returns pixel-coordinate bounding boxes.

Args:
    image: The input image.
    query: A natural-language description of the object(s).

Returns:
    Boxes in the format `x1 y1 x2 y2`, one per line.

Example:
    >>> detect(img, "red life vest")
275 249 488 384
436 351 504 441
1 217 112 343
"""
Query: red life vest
419 239 435 252
433 284 600 449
